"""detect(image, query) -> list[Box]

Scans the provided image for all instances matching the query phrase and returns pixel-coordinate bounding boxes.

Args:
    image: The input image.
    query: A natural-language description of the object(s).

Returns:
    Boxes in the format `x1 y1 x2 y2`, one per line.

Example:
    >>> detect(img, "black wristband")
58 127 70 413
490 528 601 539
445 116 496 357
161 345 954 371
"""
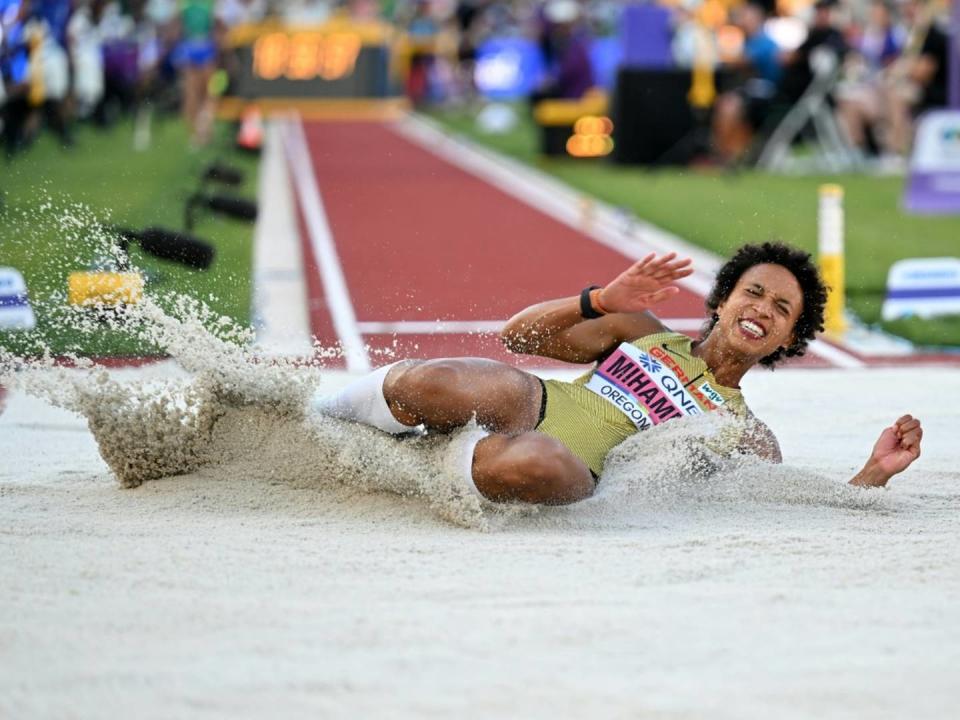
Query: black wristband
580 285 604 319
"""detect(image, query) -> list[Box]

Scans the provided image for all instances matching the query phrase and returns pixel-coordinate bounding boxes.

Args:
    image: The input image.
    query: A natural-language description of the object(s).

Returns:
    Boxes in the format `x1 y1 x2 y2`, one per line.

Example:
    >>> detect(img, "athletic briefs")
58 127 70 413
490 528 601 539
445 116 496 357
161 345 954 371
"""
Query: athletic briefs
535 331 749 477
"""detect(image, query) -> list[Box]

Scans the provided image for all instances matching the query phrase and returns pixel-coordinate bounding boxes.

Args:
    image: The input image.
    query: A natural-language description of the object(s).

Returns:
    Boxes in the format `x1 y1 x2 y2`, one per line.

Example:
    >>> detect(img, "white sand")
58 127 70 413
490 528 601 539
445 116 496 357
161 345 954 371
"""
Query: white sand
2 359 958 719
6 121 956 718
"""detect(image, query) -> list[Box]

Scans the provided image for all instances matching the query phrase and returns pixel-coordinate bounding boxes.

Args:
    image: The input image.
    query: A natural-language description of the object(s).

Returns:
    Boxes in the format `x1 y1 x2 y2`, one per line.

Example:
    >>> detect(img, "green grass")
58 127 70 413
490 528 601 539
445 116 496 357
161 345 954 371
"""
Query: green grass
426 106 960 348
0 117 258 357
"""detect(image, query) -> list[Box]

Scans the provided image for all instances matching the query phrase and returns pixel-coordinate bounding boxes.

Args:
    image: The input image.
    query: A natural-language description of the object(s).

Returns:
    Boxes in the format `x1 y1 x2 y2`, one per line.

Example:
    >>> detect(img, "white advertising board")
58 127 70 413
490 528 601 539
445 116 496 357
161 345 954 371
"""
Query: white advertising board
882 257 960 321
904 110 960 214
0 267 37 330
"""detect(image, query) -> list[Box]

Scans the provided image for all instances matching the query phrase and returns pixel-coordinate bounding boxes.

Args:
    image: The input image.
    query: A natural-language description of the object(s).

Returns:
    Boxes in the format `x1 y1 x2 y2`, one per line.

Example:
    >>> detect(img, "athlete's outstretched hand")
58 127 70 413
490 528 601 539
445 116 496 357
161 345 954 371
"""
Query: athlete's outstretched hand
850 415 923 487
597 252 694 314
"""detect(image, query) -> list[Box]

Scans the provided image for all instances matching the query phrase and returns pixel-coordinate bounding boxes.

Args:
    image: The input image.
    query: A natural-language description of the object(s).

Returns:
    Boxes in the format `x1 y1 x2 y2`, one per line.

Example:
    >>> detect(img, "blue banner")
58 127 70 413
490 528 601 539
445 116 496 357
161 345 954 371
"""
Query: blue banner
474 37 546 100
475 35 621 100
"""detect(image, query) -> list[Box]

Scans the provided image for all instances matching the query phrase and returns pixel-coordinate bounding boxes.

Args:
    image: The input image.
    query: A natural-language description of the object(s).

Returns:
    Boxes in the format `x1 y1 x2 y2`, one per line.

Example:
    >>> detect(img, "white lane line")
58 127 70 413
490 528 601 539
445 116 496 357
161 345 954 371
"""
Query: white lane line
252 121 313 355
357 318 707 334
284 118 371 373
808 339 865 369
359 320 504 334
393 115 866 370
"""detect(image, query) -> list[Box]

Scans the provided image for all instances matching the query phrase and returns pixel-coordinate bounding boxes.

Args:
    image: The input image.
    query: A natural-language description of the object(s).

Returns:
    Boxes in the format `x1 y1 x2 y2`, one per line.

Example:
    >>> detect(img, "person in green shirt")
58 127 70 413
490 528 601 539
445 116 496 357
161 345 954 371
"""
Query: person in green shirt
172 0 216 145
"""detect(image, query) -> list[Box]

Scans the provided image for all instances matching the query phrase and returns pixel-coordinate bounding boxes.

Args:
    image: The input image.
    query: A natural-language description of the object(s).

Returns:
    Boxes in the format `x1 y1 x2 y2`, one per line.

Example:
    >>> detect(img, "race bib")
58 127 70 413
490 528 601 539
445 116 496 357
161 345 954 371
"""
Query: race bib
584 342 717 430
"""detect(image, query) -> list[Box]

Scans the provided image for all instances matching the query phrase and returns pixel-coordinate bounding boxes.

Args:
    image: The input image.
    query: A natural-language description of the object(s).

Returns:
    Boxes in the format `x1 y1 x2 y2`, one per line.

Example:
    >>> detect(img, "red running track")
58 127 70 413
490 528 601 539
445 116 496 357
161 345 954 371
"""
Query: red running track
300 122 707 321
293 120 734 370
289 120 955 371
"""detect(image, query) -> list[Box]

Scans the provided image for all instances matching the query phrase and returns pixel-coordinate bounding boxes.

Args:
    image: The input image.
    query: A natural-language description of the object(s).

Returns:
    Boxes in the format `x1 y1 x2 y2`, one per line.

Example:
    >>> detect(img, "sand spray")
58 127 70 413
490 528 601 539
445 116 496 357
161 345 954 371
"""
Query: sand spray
1 205 893 530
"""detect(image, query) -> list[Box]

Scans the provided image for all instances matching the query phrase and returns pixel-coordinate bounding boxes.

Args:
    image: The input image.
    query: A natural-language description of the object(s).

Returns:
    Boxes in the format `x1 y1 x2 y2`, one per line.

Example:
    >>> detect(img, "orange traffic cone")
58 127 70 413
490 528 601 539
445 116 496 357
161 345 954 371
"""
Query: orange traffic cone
236 107 264 152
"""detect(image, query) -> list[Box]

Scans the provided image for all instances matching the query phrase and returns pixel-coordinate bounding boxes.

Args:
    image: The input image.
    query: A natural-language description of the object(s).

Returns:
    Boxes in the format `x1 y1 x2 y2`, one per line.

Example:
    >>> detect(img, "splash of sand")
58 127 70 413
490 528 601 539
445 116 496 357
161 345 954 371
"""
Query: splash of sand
0 211 892 530
2 316 890 533
1 283 495 529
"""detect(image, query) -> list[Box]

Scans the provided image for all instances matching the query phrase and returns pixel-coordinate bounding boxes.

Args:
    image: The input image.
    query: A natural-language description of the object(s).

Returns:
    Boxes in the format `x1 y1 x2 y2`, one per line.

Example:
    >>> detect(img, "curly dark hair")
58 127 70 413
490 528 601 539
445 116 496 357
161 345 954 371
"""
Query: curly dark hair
700 242 828 368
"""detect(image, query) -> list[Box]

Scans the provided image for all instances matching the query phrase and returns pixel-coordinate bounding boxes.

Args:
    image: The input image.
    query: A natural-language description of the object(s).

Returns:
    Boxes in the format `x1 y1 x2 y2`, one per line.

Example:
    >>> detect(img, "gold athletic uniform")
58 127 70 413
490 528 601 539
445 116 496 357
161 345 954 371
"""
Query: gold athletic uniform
536 331 749 477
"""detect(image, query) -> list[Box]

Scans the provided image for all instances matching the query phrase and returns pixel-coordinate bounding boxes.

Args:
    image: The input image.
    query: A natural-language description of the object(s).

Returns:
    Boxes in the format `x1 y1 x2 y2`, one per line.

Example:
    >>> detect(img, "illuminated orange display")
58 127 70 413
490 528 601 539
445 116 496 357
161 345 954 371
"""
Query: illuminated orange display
567 116 614 158
253 32 362 82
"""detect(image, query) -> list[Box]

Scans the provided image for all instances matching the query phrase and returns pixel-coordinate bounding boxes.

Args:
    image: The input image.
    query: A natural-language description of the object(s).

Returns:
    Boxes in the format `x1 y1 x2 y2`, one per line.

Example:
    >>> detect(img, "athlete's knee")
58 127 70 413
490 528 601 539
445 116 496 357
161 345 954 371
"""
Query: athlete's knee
384 359 474 427
475 433 594 505
507 435 594 504
387 359 463 402
382 359 422 398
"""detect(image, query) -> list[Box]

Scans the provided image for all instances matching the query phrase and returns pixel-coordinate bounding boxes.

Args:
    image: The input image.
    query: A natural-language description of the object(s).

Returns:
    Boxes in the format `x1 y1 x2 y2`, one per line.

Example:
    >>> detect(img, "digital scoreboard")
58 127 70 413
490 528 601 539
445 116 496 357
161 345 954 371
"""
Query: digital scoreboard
223 21 395 100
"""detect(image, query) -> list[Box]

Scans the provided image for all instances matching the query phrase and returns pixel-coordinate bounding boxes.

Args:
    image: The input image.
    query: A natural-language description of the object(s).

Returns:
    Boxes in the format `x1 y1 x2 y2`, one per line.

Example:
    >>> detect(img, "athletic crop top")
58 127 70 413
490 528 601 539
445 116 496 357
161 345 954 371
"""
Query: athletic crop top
576 331 748 431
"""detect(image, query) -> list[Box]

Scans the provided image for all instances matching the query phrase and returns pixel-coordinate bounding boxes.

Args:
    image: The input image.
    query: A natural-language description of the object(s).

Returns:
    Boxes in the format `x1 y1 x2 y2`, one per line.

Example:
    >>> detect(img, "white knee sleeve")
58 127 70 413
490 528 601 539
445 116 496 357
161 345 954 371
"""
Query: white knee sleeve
311 361 415 435
444 428 490 503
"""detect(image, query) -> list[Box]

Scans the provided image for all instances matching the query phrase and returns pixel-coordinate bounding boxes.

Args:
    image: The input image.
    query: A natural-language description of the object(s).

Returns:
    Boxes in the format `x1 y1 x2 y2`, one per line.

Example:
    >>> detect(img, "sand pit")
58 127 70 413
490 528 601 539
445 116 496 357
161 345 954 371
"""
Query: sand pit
2 354 959 718
0 227 956 715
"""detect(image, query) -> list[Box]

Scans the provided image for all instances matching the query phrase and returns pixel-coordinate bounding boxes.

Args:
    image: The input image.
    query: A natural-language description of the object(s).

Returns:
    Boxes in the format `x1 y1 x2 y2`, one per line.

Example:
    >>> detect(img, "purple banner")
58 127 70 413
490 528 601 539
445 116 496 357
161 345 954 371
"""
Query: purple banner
904 170 960 213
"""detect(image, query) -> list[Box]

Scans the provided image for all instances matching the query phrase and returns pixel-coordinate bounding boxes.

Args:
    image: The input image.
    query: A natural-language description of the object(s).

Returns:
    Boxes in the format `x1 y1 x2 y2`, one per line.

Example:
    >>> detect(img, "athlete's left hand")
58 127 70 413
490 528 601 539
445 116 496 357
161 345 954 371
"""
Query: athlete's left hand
598 252 694 314
851 415 923 487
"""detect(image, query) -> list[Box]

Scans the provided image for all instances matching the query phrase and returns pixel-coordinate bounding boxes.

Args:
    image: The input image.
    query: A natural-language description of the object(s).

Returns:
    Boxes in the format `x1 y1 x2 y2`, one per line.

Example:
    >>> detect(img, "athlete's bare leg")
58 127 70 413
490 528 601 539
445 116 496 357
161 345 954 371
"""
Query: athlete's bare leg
472 432 595 504
383 358 543 434
382 358 595 504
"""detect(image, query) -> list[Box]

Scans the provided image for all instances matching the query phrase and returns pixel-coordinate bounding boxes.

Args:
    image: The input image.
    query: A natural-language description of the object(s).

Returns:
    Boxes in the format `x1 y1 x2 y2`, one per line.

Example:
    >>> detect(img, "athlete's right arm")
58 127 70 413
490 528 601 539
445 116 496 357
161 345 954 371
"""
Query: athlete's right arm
500 253 694 363
848 415 923 488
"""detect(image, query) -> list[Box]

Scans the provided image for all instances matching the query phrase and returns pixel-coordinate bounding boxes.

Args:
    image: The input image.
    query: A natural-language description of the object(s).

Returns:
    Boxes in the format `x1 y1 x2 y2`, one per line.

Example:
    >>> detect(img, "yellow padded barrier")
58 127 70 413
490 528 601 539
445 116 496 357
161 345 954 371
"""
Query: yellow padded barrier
534 88 609 127
68 272 144 307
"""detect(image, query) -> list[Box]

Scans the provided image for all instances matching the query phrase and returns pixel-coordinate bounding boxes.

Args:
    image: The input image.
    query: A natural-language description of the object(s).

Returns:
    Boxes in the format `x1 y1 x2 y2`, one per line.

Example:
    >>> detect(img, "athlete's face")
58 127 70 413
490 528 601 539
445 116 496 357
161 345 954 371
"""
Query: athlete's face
715 263 804 359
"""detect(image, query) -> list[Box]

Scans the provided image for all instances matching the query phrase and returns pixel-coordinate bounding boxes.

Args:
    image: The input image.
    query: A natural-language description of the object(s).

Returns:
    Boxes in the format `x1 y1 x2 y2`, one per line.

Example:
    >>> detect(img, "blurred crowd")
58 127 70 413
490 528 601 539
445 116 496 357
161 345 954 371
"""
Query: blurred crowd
0 0 371 156
706 0 954 166
1 0 954 165
0 0 210 156
435 0 956 166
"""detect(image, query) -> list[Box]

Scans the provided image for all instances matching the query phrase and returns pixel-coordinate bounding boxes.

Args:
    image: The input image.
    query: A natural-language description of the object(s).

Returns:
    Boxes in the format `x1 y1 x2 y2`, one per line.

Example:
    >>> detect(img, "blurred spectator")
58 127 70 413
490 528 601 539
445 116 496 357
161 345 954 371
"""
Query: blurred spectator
67 0 104 118
884 0 949 155
401 0 440 104
406 0 438 35
30 0 72 144
778 0 847 105
1 0 33 156
216 0 267 28
1 0 73 155
171 0 217 146
710 2 782 163
348 0 382 21
144 0 177 25
482 0 519 37
855 0 904 66
130 0 168 102
672 0 718 70
531 0 593 102
31 0 67 41
96 1 142 126
585 0 621 38
835 0 903 155
282 0 332 24
215 0 265 108
453 0 484 101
